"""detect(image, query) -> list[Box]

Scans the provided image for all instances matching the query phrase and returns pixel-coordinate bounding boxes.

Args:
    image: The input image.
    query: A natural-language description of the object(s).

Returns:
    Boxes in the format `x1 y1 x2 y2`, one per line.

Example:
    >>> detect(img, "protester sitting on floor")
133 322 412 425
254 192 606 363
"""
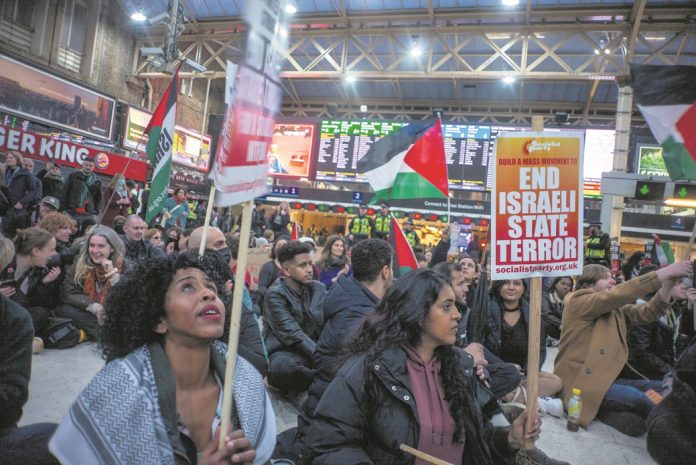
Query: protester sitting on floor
39 212 76 267
121 215 166 263
144 228 163 248
263 241 326 393
0 228 60 341
554 261 692 437
623 273 694 381
50 252 275 465
541 276 573 344
647 336 696 465
256 235 289 312
483 279 563 417
0 234 59 465
316 234 352 290
56 225 127 340
305 269 540 465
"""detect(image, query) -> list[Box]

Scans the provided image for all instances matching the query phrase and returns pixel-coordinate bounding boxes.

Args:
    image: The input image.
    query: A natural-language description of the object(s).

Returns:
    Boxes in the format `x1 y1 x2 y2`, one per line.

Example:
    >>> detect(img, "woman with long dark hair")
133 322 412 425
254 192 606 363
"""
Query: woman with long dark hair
541 276 573 343
306 269 538 465
50 252 275 465
317 235 351 289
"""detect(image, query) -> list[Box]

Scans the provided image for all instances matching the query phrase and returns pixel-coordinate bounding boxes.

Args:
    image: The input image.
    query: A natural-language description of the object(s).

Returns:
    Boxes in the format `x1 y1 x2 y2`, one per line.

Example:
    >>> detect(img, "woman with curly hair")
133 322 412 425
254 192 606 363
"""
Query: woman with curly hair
55 225 126 339
50 252 275 465
305 268 539 465
317 235 352 290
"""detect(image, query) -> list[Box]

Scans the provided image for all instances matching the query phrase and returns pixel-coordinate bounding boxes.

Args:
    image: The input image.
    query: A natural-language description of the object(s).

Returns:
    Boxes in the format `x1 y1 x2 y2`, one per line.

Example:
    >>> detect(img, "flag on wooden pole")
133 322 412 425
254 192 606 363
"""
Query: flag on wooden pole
145 66 180 224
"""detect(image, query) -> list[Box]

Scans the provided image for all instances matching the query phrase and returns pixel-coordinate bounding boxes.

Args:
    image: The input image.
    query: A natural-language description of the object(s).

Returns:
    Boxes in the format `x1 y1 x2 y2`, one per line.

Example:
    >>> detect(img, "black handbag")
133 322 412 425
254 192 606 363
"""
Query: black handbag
44 317 81 349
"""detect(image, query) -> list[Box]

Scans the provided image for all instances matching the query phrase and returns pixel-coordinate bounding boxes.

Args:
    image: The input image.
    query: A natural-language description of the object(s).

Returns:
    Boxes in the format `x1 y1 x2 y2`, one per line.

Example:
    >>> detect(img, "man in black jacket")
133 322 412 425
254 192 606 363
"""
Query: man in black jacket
263 240 326 392
0 235 58 464
2 151 41 235
59 157 102 227
120 215 166 263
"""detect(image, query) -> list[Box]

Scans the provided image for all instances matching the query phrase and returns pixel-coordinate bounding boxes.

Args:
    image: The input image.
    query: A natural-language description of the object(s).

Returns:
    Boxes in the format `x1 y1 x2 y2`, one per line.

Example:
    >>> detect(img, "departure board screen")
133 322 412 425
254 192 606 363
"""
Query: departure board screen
315 119 524 191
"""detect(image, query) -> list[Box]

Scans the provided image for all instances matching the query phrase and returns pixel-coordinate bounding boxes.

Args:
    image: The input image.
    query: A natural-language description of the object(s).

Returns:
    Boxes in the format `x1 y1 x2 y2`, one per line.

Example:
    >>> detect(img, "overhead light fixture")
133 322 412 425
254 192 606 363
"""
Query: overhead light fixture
488 33 512 40
360 104 367 112
644 35 666 41
284 3 297 14
665 198 696 208
410 45 423 57
345 75 357 84
604 48 610 55
502 76 516 84
278 26 288 39
131 10 147 21
502 0 520 5
594 49 600 55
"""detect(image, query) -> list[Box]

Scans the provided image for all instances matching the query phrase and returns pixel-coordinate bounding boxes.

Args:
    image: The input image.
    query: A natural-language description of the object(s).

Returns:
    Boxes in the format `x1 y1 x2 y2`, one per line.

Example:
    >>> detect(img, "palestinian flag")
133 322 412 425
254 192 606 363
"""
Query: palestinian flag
652 234 675 267
358 119 449 203
631 64 696 181
145 66 180 224
290 222 299 240
389 215 418 276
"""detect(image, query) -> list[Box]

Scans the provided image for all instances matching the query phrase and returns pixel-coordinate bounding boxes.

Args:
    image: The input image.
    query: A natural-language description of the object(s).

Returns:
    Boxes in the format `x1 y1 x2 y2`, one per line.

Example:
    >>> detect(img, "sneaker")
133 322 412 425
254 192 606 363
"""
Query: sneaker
500 402 526 423
32 337 44 354
78 329 89 344
537 397 563 418
516 448 570 465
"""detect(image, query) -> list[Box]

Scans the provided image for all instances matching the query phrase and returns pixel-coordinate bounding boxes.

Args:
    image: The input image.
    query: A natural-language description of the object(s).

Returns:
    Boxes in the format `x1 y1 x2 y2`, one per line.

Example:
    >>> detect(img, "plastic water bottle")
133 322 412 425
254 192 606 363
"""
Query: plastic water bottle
567 388 582 432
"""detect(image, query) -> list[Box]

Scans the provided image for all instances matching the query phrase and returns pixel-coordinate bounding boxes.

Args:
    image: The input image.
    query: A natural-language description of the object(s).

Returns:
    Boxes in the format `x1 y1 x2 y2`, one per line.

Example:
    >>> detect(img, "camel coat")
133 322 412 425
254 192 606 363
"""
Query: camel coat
553 272 668 427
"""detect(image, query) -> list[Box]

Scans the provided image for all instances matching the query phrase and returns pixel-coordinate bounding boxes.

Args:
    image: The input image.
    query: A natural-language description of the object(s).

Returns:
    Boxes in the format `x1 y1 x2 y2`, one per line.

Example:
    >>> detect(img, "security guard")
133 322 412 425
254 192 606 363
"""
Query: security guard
348 203 374 244
186 190 200 228
403 218 420 248
584 221 610 267
373 202 391 240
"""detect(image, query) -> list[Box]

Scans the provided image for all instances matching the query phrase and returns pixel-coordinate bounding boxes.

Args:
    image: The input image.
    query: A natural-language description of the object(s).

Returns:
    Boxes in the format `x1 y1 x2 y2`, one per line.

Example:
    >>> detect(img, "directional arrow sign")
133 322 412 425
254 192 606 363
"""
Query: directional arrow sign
634 181 663 201
673 183 696 200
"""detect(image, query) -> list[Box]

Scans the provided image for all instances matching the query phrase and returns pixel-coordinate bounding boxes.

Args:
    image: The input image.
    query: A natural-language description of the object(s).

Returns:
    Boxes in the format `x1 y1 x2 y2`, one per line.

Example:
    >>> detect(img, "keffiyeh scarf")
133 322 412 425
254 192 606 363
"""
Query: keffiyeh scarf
50 341 275 465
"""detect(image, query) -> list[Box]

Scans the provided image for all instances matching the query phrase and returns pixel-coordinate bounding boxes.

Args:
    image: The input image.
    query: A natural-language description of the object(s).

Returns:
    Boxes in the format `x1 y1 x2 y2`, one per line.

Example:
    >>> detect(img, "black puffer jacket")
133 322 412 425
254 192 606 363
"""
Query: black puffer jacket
647 339 696 465
541 291 564 340
306 276 379 417
120 236 167 263
306 347 515 465
0 296 33 431
0 261 60 311
2 167 41 208
262 278 326 358
623 303 680 380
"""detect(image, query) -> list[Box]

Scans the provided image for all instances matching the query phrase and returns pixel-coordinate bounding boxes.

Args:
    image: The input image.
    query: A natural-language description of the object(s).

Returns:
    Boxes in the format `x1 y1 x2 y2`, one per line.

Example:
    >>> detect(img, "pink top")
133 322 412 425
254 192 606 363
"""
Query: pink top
404 344 464 465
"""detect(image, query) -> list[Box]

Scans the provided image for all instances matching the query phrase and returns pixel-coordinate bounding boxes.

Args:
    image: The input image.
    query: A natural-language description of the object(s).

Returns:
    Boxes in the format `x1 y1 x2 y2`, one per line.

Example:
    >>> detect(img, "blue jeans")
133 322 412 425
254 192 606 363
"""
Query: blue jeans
0 423 59 465
600 378 664 419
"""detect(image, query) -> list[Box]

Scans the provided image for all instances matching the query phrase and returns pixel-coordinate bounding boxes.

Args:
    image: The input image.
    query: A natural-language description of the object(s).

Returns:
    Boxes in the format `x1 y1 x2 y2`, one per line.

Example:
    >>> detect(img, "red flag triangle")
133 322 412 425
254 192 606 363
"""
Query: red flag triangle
389 215 419 276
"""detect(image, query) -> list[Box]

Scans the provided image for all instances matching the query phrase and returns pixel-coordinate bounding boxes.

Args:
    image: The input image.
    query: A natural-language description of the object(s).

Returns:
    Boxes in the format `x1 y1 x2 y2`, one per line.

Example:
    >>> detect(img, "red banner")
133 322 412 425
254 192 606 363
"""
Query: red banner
0 124 148 181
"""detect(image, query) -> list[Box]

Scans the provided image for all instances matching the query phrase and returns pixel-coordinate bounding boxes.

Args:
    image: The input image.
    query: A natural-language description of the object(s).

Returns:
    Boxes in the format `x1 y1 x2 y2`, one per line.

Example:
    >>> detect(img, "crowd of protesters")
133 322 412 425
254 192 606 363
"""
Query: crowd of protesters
1 151 695 465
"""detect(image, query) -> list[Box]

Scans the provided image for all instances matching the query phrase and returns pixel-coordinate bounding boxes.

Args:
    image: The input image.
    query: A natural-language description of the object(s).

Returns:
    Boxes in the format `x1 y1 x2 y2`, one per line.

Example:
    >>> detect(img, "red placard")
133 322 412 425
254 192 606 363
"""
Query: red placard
0 124 147 181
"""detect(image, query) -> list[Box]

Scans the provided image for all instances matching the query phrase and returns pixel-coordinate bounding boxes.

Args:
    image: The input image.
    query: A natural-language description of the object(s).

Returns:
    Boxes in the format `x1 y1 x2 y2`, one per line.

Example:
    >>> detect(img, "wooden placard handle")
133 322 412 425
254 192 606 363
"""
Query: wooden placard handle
399 444 454 465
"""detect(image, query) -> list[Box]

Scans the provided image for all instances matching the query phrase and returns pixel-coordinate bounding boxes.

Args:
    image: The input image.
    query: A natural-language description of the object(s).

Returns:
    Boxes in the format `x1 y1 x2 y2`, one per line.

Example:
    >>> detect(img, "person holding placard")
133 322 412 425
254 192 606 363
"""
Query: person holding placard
50 252 275 465
554 261 692 436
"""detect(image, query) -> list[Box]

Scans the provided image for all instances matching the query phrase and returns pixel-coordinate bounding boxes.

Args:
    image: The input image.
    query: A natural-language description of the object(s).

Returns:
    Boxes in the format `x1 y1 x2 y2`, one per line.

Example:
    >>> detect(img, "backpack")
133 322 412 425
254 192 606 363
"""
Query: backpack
44 317 81 349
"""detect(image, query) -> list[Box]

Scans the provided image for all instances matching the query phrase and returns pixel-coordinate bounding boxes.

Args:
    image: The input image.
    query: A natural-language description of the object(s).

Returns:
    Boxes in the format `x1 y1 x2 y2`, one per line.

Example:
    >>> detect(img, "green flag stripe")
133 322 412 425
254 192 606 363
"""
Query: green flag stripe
371 171 447 203
663 136 696 181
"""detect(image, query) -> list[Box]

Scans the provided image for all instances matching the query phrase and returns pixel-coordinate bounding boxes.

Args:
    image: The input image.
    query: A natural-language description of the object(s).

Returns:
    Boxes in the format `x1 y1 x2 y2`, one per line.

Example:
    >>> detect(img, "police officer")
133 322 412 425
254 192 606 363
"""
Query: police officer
403 218 420 248
348 203 374 244
373 202 391 240
584 221 610 267
186 190 199 228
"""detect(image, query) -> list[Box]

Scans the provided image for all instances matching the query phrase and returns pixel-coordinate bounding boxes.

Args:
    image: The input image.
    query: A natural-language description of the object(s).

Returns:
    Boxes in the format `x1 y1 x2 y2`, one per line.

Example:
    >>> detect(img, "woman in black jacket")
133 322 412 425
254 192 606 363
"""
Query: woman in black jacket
306 269 539 465
0 228 61 339
2 151 41 235
541 276 573 342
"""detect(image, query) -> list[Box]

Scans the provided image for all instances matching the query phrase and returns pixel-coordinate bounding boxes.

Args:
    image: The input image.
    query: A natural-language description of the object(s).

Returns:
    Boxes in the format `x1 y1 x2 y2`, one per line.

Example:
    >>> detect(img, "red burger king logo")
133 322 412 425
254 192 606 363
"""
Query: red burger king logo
95 152 109 170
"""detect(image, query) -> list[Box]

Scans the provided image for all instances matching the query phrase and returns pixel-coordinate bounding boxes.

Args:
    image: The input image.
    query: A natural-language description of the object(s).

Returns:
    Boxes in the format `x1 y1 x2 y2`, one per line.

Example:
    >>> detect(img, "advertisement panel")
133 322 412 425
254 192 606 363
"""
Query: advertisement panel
491 132 584 280
637 145 669 177
0 124 147 181
122 106 211 172
0 55 115 140
268 123 315 178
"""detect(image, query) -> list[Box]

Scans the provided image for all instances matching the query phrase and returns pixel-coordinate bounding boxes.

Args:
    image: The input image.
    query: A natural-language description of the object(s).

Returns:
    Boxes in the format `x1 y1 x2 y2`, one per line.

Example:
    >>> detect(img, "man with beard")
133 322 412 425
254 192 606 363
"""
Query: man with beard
120 215 165 263
264 241 326 393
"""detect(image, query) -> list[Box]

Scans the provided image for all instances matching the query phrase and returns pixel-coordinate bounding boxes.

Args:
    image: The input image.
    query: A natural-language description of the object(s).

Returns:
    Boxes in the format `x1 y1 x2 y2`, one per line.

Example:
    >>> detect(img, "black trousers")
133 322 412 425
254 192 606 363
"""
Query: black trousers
268 350 315 393
53 304 99 340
